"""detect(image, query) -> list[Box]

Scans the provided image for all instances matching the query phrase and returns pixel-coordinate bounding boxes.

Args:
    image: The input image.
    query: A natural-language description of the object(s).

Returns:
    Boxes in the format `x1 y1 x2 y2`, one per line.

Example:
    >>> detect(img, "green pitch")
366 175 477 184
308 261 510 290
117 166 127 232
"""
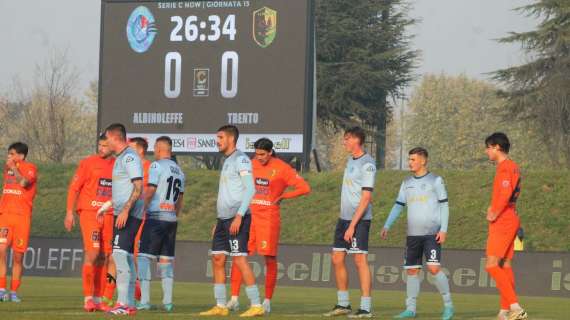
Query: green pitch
0 277 567 319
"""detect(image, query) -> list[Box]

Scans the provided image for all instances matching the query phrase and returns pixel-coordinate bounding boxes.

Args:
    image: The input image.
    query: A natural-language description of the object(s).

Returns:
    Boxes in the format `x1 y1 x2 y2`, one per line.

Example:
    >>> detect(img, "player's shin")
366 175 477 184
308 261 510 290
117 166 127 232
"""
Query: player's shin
112 250 131 306
137 255 152 305
432 270 453 308
158 261 174 305
264 257 277 300
126 254 137 307
406 273 421 313
82 264 95 299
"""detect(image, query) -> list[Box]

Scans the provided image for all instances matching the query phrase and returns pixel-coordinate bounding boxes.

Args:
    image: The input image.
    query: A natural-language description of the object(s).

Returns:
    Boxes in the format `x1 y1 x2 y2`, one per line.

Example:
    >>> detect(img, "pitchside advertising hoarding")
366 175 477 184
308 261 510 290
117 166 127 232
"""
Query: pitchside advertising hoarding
98 0 315 156
10 238 570 297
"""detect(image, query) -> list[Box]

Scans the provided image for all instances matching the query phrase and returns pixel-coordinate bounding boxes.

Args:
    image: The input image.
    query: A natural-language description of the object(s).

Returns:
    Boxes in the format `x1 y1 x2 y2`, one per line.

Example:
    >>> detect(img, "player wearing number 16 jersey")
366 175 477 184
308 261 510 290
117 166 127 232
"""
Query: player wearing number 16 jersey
137 136 184 312
381 147 454 320
228 138 310 313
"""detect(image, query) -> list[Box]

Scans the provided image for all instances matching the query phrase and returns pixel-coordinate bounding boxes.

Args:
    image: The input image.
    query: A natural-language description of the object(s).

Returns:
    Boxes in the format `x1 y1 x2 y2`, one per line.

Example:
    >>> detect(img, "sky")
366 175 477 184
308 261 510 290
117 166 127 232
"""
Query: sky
0 0 537 96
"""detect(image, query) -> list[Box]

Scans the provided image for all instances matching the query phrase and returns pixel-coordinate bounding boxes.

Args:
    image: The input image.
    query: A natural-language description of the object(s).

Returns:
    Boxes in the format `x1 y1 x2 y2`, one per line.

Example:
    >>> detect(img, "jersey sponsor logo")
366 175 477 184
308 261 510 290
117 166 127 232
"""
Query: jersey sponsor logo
160 203 176 212
365 165 376 172
255 178 269 186
99 178 112 188
126 6 157 53
91 200 107 208
253 7 277 48
3 189 22 195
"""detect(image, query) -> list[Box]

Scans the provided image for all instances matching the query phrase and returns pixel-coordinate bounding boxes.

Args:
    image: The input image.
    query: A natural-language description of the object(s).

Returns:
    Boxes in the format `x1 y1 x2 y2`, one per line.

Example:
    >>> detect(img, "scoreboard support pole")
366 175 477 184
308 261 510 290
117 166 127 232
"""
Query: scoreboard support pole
302 0 316 172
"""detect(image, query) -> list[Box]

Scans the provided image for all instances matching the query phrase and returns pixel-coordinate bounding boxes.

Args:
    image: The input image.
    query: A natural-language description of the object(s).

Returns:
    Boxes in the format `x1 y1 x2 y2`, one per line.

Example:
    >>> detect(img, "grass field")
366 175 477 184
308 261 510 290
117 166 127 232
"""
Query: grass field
0 277 567 319
23 164 570 251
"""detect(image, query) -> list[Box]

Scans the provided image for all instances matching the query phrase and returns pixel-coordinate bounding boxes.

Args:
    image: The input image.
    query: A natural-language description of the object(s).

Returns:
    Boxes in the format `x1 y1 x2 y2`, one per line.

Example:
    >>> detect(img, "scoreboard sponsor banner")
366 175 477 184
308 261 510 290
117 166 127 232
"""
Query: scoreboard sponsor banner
99 0 314 155
12 238 570 297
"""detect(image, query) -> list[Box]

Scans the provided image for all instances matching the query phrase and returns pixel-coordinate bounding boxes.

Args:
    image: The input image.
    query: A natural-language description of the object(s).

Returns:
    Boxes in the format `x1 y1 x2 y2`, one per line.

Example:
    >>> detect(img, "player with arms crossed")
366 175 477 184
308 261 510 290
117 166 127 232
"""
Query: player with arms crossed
102 123 144 315
381 147 454 320
65 134 115 312
200 125 263 317
137 136 184 312
324 127 376 318
0 142 37 303
227 138 310 313
483 133 527 320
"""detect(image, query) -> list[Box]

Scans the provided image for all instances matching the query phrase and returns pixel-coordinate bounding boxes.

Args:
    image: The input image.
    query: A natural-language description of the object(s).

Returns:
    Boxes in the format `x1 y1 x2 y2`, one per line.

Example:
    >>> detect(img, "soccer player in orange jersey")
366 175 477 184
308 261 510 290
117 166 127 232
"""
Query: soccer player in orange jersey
128 137 151 304
0 142 37 303
227 138 310 313
65 134 115 311
484 132 527 320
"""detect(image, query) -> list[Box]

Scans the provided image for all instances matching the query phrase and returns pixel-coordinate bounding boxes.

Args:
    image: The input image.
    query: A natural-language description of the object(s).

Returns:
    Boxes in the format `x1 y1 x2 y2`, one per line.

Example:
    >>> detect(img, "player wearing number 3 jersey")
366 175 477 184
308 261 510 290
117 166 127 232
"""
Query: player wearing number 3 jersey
381 147 454 320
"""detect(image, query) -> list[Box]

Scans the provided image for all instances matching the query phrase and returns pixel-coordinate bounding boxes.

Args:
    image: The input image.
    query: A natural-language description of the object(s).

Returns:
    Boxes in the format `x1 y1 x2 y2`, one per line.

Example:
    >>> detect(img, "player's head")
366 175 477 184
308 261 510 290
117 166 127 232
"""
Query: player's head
7 142 28 162
104 123 127 152
408 147 428 173
343 126 366 153
485 132 510 161
154 136 173 160
254 137 275 166
217 125 239 155
97 134 113 159
129 137 148 159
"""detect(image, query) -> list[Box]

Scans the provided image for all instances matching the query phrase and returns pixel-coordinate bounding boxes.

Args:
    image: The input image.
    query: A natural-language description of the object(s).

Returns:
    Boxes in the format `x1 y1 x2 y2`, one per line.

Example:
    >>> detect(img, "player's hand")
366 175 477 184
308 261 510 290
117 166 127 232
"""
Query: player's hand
64 213 75 232
486 207 498 222
6 159 16 170
436 231 447 244
230 215 243 235
115 210 129 229
380 228 389 240
343 225 355 243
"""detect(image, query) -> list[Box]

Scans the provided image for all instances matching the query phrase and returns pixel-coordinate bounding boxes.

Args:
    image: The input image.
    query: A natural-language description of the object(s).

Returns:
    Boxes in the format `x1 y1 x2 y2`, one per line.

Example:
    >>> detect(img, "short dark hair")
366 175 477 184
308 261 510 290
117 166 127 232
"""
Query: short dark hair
409 147 428 158
105 123 127 141
129 137 148 152
485 132 510 154
253 138 274 153
344 126 366 145
8 142 28 159
217 125 239 143
98 133 107 141
156 136 173 148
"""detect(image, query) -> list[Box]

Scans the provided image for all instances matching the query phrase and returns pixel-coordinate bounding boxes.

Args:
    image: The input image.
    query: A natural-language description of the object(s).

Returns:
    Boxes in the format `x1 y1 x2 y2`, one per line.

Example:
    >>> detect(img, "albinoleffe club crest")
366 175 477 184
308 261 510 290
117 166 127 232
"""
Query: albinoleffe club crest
253 7 277 48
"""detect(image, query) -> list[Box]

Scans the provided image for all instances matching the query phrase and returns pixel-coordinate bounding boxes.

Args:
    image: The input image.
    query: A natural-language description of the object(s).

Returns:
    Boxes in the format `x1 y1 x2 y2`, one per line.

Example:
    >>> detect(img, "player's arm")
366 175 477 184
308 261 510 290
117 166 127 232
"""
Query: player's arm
487 167 514 222
344 162 376 242
381 182 406 239
230 156 255 235
278 167 311 202
175 173 185 216
142 162 160 211
115 156 143 229
435 176 449 244
65 161 87 231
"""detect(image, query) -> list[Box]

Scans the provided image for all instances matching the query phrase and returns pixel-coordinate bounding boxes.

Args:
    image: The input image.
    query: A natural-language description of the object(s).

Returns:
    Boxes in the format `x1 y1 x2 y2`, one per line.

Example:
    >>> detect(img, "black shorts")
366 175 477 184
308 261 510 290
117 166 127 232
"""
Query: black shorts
211 214 251 257
332 218 371 254
113 216 142 254
139 219 177 260
404 235 442 269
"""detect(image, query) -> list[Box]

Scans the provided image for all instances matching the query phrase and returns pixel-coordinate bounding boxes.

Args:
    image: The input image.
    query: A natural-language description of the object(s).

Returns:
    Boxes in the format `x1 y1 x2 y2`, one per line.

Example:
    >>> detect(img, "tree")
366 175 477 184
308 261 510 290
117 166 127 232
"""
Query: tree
2 50 96 163
316 0 418 168
493 0 570 167
406 74 550 169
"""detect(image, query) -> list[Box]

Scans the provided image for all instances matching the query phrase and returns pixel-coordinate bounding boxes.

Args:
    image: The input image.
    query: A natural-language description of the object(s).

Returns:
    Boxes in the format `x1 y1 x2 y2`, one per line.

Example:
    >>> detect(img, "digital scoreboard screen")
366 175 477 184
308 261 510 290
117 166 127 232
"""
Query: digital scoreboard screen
99 0 314 154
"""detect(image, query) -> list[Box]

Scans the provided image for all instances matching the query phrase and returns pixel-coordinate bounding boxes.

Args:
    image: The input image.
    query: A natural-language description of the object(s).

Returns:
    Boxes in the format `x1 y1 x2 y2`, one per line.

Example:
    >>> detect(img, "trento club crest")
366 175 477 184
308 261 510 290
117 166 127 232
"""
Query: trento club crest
253 7 277 48
126 6 157 53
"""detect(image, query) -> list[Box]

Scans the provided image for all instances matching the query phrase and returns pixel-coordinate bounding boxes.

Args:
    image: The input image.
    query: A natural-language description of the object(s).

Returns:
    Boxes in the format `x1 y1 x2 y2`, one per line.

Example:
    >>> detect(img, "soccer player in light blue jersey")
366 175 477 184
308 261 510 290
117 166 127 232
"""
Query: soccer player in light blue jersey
102 123 144 316
324 127 376 319
381 147 454 320
137 136 184 313
199 125 263 318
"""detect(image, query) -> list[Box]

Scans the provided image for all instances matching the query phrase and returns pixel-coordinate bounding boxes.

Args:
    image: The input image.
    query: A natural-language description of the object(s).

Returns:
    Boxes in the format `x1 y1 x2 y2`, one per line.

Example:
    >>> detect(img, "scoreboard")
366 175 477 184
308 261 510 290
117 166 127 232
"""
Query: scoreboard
98 0 314 156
